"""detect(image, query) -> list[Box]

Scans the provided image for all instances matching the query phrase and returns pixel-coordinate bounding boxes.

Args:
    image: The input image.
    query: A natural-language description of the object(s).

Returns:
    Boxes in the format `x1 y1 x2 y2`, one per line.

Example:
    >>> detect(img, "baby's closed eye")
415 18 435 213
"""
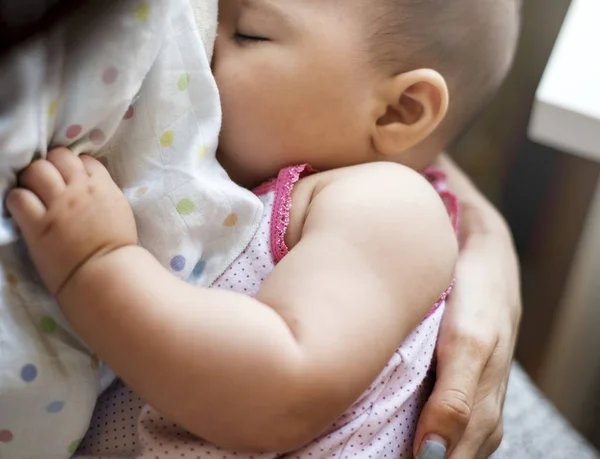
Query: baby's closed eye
233 31 270 44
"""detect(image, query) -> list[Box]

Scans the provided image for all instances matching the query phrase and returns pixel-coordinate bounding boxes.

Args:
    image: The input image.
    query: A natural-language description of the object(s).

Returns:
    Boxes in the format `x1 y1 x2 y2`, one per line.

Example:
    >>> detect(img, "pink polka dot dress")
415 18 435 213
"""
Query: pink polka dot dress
76 165 458 459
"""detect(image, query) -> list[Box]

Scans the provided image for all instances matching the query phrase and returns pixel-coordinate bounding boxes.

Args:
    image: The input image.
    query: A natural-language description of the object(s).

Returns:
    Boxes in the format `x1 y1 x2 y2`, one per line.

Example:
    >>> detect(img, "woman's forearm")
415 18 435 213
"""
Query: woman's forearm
436 154 521 316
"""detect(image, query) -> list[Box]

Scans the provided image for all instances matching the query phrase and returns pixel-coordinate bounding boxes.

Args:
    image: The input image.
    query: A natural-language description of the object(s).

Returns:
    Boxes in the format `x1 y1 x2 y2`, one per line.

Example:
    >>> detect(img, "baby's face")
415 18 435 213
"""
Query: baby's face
214 0 380 187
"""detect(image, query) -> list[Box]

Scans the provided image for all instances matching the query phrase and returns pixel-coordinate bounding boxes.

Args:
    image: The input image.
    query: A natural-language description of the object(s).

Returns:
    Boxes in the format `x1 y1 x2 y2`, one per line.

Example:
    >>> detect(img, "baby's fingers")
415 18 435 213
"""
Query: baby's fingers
47 147 87 183
80 154 112 179
18 159 66 207
6 188 46 239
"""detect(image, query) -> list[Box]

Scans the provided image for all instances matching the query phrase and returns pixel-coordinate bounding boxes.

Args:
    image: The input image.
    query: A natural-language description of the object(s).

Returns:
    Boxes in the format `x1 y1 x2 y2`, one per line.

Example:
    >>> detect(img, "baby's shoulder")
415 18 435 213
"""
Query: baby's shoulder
299 162 444 201
295 162 453 225
287 162 458 261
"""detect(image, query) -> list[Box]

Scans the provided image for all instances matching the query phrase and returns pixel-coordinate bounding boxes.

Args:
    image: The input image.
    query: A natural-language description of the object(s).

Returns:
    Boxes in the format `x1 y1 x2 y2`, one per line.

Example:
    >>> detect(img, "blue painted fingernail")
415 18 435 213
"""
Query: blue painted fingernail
417 440 447 459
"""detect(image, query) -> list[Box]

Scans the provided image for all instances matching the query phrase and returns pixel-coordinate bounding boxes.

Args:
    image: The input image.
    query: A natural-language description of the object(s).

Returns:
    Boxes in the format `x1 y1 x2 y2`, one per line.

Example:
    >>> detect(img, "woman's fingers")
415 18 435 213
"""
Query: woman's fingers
477 423 505 459
414 327 489 458
448 385 506 459
472 375 509 459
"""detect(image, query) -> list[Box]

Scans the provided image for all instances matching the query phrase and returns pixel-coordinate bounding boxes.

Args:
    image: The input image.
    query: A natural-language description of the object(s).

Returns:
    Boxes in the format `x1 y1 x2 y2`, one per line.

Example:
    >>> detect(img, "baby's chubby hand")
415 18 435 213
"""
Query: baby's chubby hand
7 148 137 296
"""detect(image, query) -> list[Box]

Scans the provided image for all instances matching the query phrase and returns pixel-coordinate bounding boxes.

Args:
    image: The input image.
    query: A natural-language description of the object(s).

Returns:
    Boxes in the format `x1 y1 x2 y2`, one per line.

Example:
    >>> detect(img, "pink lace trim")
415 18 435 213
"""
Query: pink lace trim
266 164 316 264
422 167 448 191
425 280 454 319
423 167 460 235
422 167 460 317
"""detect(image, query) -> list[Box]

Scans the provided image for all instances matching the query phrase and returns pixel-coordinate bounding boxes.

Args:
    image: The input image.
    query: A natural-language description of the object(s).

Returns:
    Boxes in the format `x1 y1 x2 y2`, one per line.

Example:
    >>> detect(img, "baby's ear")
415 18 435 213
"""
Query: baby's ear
372 69 448 157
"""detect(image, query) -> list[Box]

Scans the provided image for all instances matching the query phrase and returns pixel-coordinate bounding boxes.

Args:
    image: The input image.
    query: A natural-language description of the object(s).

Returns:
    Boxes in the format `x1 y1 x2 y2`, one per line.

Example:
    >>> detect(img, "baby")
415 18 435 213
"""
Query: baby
7 0 521 458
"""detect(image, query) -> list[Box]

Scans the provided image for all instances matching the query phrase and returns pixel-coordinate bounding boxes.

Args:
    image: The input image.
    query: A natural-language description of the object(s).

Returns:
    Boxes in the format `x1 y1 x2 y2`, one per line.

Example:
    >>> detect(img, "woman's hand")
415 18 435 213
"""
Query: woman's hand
414 155 522 459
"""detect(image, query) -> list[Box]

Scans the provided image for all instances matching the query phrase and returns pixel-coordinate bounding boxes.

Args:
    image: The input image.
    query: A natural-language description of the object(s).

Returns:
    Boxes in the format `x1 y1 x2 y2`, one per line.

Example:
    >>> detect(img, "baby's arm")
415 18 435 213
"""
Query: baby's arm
8 150 457 452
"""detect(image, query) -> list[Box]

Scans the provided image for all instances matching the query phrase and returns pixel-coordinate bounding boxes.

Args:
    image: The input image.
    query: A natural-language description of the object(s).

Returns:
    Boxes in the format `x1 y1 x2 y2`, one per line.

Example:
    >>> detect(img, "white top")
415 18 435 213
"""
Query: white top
0 0 263 286
528 0 600 161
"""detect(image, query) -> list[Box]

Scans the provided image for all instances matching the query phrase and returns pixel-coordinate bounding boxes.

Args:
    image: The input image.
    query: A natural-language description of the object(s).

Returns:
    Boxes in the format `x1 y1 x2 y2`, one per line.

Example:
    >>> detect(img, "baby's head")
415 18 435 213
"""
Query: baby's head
214 0 521 187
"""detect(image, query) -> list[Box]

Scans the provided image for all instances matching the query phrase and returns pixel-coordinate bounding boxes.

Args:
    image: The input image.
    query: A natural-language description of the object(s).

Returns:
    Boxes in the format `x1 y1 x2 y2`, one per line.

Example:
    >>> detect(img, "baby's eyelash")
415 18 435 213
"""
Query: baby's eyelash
233 32 269 44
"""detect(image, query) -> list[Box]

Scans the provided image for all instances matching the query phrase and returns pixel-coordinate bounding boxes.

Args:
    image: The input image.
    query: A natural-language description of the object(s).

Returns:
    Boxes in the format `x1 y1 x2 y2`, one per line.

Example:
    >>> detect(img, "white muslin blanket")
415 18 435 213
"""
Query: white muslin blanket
0 1 262 458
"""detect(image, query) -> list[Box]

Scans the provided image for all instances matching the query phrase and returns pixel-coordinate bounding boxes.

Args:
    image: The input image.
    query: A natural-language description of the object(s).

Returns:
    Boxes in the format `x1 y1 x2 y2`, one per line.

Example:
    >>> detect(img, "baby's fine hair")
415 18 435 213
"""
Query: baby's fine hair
371 0 523 145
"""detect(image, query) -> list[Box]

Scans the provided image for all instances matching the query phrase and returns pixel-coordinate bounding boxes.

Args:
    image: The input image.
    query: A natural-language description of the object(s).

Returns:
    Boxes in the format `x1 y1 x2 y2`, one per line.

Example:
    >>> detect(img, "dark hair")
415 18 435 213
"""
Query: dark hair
0 0 117 59
372 0 523 145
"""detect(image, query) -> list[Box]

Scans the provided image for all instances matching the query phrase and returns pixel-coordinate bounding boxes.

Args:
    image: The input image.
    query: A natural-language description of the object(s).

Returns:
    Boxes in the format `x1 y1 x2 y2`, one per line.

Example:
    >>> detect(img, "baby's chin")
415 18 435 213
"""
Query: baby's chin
216 149 260 188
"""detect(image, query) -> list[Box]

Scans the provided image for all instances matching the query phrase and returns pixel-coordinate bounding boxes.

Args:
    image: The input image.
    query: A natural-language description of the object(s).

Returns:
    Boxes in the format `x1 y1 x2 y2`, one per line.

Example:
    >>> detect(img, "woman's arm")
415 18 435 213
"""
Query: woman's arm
414 155 522 459
8 151 458 453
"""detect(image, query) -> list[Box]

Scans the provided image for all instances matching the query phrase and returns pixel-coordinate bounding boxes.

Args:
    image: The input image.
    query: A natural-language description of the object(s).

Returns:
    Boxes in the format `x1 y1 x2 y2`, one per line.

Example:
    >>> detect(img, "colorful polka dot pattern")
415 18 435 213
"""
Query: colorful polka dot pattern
3 263 88 452
223 213 238 227
102 66 119 85
39 316 57 334
134 186 148 197
213 193 276 296
160 130 175 147
48 99 58 116
89 128 106 146
177 73 190 91
123 105 134 120
46 401 65 414
192 260 206 278
0 429 13 443
170 255 186 272
135 2 150 22
66 124 82 139
68 438 82 454
20 364 37 382
176 198 195 215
